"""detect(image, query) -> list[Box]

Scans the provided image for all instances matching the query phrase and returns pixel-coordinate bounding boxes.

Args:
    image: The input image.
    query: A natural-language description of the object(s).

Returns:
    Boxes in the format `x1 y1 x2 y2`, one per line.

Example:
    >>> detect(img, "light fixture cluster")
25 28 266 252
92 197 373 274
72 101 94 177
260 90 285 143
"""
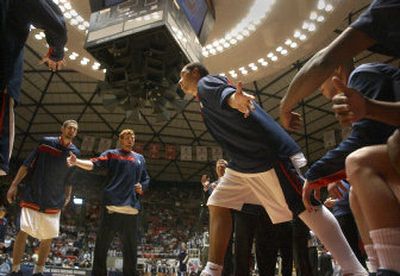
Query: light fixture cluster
223 0 335 79
52 0 90 32
202 0 276 57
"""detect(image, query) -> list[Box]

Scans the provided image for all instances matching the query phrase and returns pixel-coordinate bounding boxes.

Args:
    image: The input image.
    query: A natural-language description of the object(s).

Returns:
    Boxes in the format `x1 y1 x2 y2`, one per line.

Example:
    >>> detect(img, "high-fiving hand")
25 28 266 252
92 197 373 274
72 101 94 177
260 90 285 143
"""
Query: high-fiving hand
229 81 256 118
67 152 77 167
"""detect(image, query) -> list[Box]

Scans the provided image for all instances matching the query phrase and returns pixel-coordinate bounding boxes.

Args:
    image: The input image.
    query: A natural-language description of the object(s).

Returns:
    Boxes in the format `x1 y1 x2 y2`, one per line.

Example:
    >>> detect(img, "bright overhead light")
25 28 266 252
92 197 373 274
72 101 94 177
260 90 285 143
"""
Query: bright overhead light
294 30 301 38
239 67 245 71
302 22 309 30
241 69 248 75
63 2 71 9
229 39 237 45
257 58 265 63
317 0 326 10
229 70 236 75
325 4 333 12
223 42 230 48
216 45 223 52
64 12 72 19
310 11 318 20
78 24 86 30
281 49 288 55
212 41 219 47
202 50 209 57
70 9 77 17
299 34 307 41
70 18 78 25
219 73 226 77
103 69 107 73
261 61 268 67
210 49 217 55
34 34 43 40
64 47 68 52
317 15 325 22
290 42 298 48
242 30 250 37
236 34 244 40
271 56 278 62
267 52 274 58
308 23 316 32
69 54 77 60
285 39 292 45
276 46 283 52
250 66 258 71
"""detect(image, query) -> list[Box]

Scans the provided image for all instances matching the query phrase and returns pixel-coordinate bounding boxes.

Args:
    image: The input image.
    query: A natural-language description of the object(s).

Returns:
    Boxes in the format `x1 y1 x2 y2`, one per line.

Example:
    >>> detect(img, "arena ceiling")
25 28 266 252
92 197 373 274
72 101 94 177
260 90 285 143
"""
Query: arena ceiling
13 0 398 186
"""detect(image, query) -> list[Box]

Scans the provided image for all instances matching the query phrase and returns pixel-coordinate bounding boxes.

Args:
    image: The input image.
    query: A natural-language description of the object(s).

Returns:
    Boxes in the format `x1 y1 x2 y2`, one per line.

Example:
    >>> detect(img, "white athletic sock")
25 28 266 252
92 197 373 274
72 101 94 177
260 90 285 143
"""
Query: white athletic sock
12 264 20 272
33 264 44 273
365 244 379 273
299 206 367 275
201 261 223 276
370 227 400 273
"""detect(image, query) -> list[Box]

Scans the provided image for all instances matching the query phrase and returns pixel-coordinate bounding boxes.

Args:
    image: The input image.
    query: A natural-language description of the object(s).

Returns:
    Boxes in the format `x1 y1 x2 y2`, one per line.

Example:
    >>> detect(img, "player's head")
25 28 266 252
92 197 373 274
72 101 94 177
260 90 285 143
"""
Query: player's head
119 129 135 150
61 120 78 140
179 63 209 96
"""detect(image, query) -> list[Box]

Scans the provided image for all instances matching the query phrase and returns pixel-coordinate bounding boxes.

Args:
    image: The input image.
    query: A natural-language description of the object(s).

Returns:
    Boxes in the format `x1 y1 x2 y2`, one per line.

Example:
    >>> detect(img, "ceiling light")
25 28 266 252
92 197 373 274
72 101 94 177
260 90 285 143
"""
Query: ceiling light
64 12 72 19
229 39 237 45
285 39 292 45
248 24 256 31
219 73 226 77
229 70 236 75
78 24 86 30
317 15 325 22
216 45 223 52
249 63 255 67
206 45 213 50
210 49 217 55
83 21 90 28
257 58 265 63
250 66 258 71
267 52 274 58
69 54 76 60
325 4 333 12
212 41 219 47
290 42 298 48
276 46 283 52
103 69 107 73
34 34 42 40
63 2 71 9
239 67 245 71
202 50 209 57
308 23 316 32
237 34 244 40
70 18 78 25
242 30 250 37
76 16 84 22
310 11 318 20
70 9 77 17
64 47 68 52
299 34 307 41
71 52 79 57
223 42 230 48
302 22 309 30
281 49 288 55
317 0 326 10
59 6 65 12
261 61 268 67
241 69 248 75
294 30 301 38
271 56 278 62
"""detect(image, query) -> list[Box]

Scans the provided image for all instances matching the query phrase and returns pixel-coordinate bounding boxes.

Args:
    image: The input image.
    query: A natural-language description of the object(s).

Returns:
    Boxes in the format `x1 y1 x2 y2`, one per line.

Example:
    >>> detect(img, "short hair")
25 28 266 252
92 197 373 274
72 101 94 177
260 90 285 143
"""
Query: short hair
62 120 78 128
184 62 209 77
119 129 135 139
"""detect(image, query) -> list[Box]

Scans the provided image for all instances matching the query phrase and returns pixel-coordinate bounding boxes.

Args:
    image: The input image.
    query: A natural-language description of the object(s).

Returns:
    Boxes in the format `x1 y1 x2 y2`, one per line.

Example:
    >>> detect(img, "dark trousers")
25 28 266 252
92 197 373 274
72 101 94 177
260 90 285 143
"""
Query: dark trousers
92 209 138 276
234 209 293 276
0 92 13 174
336 214 366 268
293 218 315 276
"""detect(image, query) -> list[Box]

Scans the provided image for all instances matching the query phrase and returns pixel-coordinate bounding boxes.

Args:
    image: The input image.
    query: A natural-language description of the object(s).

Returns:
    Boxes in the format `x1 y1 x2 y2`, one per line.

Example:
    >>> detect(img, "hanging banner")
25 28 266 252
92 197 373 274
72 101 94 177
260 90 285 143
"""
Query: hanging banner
134 142 145 154
165 144 177 160
196 146 208 161
81 136 96 152
148 143 161 159
180 145 193 161
211 146 223 161
97 138 112 153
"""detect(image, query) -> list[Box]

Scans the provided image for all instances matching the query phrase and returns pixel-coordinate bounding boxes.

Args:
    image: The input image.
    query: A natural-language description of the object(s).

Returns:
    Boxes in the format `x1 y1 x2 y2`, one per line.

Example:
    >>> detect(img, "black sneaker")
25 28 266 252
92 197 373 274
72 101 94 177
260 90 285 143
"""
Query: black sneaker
32 273 44 276
377 269 400 276
9 271 23 276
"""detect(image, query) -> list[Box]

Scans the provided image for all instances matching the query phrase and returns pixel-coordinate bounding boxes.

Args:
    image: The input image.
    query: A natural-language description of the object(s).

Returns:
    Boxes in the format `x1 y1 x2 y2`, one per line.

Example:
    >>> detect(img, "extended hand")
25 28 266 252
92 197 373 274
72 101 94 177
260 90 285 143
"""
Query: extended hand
40 56 65 72
135 183 143 195
7 185 18 204
331 76 366 127
302 179 320 212
67 152 77 167
229 81 255 118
